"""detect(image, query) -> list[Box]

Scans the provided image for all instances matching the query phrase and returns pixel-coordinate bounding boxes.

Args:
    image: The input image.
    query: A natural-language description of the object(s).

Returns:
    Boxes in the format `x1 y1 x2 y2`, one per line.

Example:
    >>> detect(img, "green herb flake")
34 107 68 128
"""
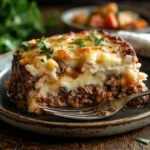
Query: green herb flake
22 41 30 47
61 86 68 93
41 46 53 54
38 40 54 59
89 31 95 39
134 137 150 145
54 44 59 46
20 41 30 51
47 54 52 59
38 40 47 48
68 45 77 49
69 49 76 52
117 74 123 79
88 32 105 46
68 45 74 48
40 58 45 62
60 45 63 48
36 36 45 43
67 46 76 52
94 37 105 46
74 38 85 47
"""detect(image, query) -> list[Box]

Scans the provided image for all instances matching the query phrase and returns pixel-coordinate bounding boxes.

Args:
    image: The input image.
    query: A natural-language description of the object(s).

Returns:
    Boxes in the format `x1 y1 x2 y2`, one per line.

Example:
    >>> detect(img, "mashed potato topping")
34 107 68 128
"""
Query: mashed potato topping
18 31 147 95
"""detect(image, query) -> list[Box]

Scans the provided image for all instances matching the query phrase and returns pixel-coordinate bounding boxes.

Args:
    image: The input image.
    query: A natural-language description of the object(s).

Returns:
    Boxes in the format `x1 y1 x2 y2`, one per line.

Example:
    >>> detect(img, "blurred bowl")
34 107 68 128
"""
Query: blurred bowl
61 5 150 33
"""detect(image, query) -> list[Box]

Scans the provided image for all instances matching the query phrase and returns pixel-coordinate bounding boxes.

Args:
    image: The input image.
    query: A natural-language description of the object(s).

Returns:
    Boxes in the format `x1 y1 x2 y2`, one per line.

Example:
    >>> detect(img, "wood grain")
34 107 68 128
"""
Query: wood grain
1 120 150 150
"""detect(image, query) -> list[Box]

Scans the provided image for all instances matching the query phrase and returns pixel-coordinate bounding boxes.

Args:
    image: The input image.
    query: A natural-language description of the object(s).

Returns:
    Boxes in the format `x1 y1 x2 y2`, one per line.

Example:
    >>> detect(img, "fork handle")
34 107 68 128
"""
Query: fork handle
127 90 150 103
115 89 150 110
100 90 150 112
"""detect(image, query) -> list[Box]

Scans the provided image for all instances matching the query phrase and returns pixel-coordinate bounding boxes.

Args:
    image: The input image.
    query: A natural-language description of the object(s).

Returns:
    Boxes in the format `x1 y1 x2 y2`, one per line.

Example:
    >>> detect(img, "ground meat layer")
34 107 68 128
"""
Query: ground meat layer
7 55 148 114
37 77 148 109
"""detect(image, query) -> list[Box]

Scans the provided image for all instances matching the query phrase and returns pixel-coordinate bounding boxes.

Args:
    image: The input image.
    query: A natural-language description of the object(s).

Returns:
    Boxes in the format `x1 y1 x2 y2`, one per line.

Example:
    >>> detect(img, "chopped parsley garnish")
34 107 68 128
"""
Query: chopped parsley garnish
94 37 104 46
20 41 30 51
47 53 52 59
68 45 75 48
22 41 30 48
40 45 53 56
116 74 123 79
36 36 45 43
67 45 76 52
61 86 68 93
69 49 76 52
38 40 47 48
38 40 54 59
60 45 63 48
134 137 150 145
53 44 63 48
89 31 95 39
89 31 105 46
40 58 45 62
74 38 85 47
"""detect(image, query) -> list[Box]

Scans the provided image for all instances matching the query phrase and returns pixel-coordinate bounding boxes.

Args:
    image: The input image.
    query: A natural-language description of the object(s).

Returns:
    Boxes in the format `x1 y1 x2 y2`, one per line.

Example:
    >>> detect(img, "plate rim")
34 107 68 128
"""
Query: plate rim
1 105 150 128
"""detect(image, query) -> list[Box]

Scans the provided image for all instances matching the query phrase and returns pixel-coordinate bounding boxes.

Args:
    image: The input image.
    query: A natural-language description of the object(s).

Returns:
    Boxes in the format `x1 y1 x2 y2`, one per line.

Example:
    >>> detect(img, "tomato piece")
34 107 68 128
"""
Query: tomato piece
88 15 106 28
106 12 118 29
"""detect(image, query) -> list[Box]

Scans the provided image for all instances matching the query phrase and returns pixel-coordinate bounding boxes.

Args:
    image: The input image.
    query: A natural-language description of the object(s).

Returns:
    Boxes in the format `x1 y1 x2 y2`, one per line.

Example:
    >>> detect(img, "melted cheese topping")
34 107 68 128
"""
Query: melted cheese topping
17 30 147 112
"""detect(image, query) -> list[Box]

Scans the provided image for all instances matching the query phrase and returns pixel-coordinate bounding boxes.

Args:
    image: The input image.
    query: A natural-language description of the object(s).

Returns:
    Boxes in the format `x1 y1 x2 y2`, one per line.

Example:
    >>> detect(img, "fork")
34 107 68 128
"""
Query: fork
39 90 149 120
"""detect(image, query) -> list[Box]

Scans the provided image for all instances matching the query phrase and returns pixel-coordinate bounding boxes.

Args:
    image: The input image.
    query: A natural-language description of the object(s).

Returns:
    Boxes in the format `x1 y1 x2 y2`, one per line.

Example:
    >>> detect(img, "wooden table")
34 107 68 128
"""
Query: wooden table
1 119 150 150
0 3 150 150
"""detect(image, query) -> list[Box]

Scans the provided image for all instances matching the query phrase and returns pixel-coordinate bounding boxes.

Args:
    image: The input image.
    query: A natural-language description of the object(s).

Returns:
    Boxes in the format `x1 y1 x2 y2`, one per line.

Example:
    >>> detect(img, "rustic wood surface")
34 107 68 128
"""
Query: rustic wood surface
1 120 150 150
0 2 150 150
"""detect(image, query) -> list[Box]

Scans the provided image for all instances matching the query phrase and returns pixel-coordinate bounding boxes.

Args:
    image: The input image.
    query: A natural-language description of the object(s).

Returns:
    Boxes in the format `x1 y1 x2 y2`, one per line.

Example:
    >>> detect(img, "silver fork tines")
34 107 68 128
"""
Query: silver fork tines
38 106 100 120
38 90 150 120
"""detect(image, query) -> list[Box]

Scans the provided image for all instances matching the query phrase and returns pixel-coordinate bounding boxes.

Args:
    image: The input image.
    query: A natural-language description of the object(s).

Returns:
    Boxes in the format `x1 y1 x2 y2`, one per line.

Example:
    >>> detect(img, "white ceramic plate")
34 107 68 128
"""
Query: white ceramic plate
61 5 150 33
0 51 150 137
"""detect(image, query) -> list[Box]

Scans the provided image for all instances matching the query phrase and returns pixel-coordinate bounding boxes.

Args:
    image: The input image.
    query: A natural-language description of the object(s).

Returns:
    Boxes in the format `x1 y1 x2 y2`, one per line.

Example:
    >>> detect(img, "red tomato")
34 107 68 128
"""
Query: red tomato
89 15 106 28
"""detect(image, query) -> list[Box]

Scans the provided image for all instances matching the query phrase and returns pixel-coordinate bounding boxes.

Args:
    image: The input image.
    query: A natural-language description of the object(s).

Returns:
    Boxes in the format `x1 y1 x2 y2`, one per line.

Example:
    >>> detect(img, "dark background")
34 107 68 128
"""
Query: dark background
36 0 148 6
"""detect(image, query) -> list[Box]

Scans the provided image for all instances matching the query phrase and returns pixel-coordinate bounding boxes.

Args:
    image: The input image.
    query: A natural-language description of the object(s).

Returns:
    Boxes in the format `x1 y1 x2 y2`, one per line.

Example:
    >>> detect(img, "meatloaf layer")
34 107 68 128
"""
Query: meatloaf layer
6 30 148 114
